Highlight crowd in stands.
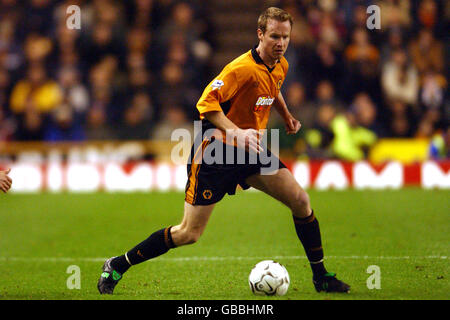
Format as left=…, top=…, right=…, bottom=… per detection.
left=0, top=0, right=215, bottom=142
left=269, top=0, right=448, bottom=160
left=0, top=0, right=448, bottom=160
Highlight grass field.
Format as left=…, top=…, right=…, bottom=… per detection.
left=0, top=189, right=448, bottom=300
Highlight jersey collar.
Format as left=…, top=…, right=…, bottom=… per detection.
left=251, top=45, right=280, bottom=73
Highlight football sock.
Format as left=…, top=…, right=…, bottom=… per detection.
left=111, top=226, right=176, bottom=274
left=292, top=210, right=328, bottom=280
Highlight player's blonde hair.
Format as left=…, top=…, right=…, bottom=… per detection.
left=257, top=7, right=293, bottom=34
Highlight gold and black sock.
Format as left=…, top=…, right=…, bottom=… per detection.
left=293, top=211, right=328, bottom=280
left=111, top=226, right=176, bottom=274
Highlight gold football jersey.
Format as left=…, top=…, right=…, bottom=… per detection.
left=196, top=47, right=289, bottom=132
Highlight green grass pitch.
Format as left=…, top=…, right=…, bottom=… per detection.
left=0, top=189, right=448, bottom=300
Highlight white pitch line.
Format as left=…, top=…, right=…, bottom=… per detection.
left=0, top=255, right=447, bottom=263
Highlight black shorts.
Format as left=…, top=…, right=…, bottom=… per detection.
left=184, top=138, right=287, bottom=205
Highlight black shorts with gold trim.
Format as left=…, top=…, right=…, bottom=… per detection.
left=184, top=138, right=287, bottom=205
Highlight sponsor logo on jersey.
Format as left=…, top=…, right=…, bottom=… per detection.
left=254, top=96, right=275, bottom=112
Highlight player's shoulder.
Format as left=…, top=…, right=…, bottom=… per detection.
left=279, top=55, right=289, bottom=73
left=221, top=50, right=255, bottom=77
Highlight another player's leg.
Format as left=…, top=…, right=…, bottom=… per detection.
left=245, top=168, right=350, bottom=293
left=98, top=202, right=214, bottom=294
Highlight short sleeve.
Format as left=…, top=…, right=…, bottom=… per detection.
left=196, top=67, right=239, bottom=118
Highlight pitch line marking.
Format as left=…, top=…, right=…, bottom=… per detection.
left=0, top=255, right=447, bottom=263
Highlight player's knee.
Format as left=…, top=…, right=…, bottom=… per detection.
left=177, top=227, right=202, bottom=245
left=185, top=230, right=202, bottom=245
left=290, top=189, right=311, bottom=215
left=292, top=189, right=309, bottom=206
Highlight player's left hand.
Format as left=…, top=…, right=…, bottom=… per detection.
left=285, top=116, right=301, bottom=135
left=0, top=168, right=12, bottom=193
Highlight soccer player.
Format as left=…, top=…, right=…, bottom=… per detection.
left=0, top=169, right=12, bottom=193
left=98, top=7, right=350, bottom=294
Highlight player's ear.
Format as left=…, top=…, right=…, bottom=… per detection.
left=257, top=28, right=264, bottom=41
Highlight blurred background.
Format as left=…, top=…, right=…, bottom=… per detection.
left=0, top=0, right=448, bottom=191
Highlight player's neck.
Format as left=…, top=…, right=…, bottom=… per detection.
left=255, top=45, right=277, bottom=69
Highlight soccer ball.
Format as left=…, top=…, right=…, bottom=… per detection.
left=248, top=260, right=290, bottom=296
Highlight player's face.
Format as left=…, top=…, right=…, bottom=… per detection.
left=258, top=19, right=291, bottom=61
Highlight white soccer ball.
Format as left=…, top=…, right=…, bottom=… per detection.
left=248, top=260, right=290, bottom=296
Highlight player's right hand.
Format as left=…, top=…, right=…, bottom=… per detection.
left=234, top=128, right=263, bottom=154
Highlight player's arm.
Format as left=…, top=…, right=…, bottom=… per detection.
left=0, top=169, right=12, bottom=193
left=274, top=91, right=301, bottom=135
left=204, top=111, right=262, bottom=153
left=197, top=68, right=262, bottom=153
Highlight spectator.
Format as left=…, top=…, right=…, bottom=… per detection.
left=44, top=103, right=85, bottom=141
left=314, top=80, right=344, bottom=110
left=125, top=0, right=159, bottom=29
left=80, top=21, right=124, bottom=69
left=117, top=91, right=154, bottom=140
left=15, top=107, right=46, bottom=140
left=151, top=105, right=193, bottom=140
left=380, top=27, right=405, bottom=65
left=0, top=66, right=15, bottom=141
left=409, top=28, right=444, bottom=75
left=285, top=82, right=312, bottom=127
left=87, top=56, right=123, bottom=124
left=415, top=0, right=440, bottom=32
left=158, top=2, right=198, bottom=48
left=84, top=105, right=116, bottom=140
left=23, top=33, right=53, bottom=66
left=157, top=60, right=199, bottom=120
left=0, top=104, right=15, bottom=141
left=305, top=103, right=336, bottom=159
left=329, top=108, right=377, bottom=161
left=125, top=26, right=154, bottom=93
left=0, top=67, right=11, bottom=108
left=309, top=40, right=344, bottom=93
left=307, top=93, right=379, bottom=161
left=350, top=92, right=384, bottom=136
left=0, top=16, right=23, bottom=74
left=343, top=28, right=380, bottom=100
left=415, top=68, right=446, bottom=138
left=44, top=66, right=89, bottom=141
left=377, top=0, right=411, bottom=30
left=281, top=4, right=315, bottom=88
left=269, top=81, right=311, bottom=156
left=429, top=127, right=449, bottom=159
left=50, top=23, right=81, bottom=72
left=386, top=100, right=415, bottom=137
left=9, top=63, right=62, bottom=114
left=419, top=69, right=446, bottom=112
left=381, top=48, right=419, bottom=106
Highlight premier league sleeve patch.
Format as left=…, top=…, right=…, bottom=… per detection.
left=211, top=79, right=224, bottom=91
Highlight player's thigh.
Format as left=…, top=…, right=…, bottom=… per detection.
left=245, top=168, right=311, bottom=215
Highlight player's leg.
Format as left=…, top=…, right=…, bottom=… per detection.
left=245, top=168, right=350, bottom=293
left=170, top=201, right=215, bottom=246
left=245, top=168, right=312, bottom=218
left=115, top=201, right=214, bottom=270
left=245, top=169, right=323, bottom=271
left=98, top=202, right=215, bottom=294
